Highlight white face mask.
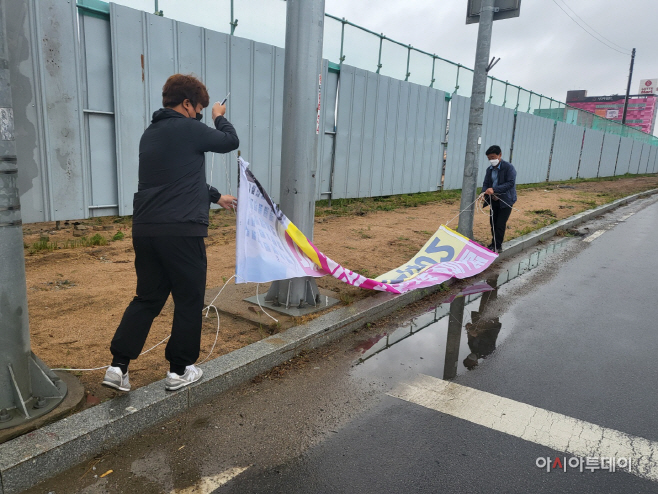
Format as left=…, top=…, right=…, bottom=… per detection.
left=489, top=159, right=500, bottom=167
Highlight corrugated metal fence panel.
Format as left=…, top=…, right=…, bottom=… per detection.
left=644, top=144, right=655, bottom=173
left=110, top=4, right=148, bottom=215
left=478, top=103, right=514, bottom=180
left=651, top=146, right=658, bottom=173
left=316, top=62, right=337, bottom=200
left=548, top=121, right=583, bottom=181
left=577, top=128, right=605, bottom=178
left=628, top=140, right=642, bottom=174
left=427, top=89, right=449, bottom=193
left=9, top=0, right=87, bottom=222
left=333, top=65, right=447, bottom=199
left=443, top=95, right=470, bottom=190
left=615, top=136, right=634, bottom=175
left=637, top=142, right=652, bottom=174
left=203, top=28, right=232, bottom=201
left=511, top=112, right=553, bottom=185
left=597, top=133, right=621, bottom=178
left=80, top=14, right=118, bottom=217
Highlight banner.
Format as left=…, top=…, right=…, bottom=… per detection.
left=236, top=158, right=497, bottom=294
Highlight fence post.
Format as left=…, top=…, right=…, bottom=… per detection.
left=405, top=44, right=411, bottom=81
left=430, top=55, right=436, bottom=88
left=376, top=34, right=383, bottom=73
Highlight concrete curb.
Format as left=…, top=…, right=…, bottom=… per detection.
left=1, top=187, right=656, bottom=493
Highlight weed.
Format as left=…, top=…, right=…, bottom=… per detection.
left=339, top=292, right=355, bottom=305
left=112, top=231, right=125, bottom=241
left=355, top=268, right=373, bottom=279
left=530, top=209, right=556, bottom=217
left=354, top=228, right=372, bottom=239
left=88, top=234, right=108, bottom=246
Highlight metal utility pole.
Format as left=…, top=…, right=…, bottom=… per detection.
left=457, top=0, right=496, bottom=239
left=622, top=48, right=636, bottom=125
left=0, top=0, right=66, bottom=429
left=265, top=0, right=325, bottom=310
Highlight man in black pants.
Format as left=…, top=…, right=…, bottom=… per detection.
left=103, top=74, right=239, bottom=392
left=480, top=145, right=517, bottom=253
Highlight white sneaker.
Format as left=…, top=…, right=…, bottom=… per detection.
left=102, top=366, right=131, bottom=392
left=165, top=364, right=203, bottom=391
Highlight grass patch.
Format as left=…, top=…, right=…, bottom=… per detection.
left=26, top=233, right=117, bottom=254
left=315, top=189, right=462, bottom=218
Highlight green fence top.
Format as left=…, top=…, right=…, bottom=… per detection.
left=77, top=0, right=110, bottom=19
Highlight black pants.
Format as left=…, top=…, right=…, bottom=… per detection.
left=489, top=201, right=512, bottom=249
left=110, top=236, right=207, bottom=371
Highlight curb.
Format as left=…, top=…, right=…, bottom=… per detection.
left=1, top=187, right=656, bottom=493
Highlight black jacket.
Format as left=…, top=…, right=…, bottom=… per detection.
left=132, top=109, right=239, bottom=236
left=481, top=160, right=517, bottom=209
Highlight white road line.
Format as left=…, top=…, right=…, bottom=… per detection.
left=583, top=229, right=607, bottom=243
left=388, top=374, right=658, bottom=483
left=171, top=466, right=249, bottom=494
left=618, top=212, right=635, bottom=222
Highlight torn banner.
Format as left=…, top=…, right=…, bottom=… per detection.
left=236, top=158, right=497, bottom=294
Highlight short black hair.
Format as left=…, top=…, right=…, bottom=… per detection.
left=485, top=145, right=501, bottom=155
left=162, top=74, right=210, bottom=109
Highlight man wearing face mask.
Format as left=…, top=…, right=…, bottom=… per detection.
left=102, top=74, right=239, bottom=393
left=480, top=145, right=517, bottom=253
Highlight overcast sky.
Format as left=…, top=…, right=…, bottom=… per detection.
left=112, top=0, right=657, bottom=135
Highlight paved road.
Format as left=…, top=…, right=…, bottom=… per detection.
left=28, top=197, right=658, bottom=494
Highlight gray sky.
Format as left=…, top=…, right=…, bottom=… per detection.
left=112, top=0, right=657, bottom=135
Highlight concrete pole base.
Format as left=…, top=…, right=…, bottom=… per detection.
left=0, top=353, right=67, bottom=430
left=264, top=276, right=323, bottom=311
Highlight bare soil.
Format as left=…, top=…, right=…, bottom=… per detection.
left=21, top=175, right=658, bottom=403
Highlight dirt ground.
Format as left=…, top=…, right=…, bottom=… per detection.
left=20, top=175, right=658, bottom=403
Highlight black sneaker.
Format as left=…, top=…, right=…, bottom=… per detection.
left=487, top=243, right=495, bottom=251
left=496, top=246, right=504, bottom=253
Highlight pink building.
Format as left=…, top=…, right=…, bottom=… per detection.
left=565, top=90, right=657, bottom=135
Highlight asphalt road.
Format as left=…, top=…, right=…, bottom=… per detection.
left=28, top=196, right=658, bottom=494
left=217, top=198, right=658, bottom=494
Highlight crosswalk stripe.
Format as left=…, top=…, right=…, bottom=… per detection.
left=171, top=466, right=249, bottom=493
left=583, top=229, right=607, bottom=243
left=388, top=374, right=658, bottom=483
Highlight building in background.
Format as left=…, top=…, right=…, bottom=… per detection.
left=564, top=86, right=657, bottom=135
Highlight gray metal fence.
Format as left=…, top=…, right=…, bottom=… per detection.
left=7, top=1, right=658, bottom=224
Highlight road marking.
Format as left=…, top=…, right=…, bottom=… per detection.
left=171, top=466, right=249, bottom=493
left=388, top=374, right=658, bottom=482
left=583, top=229, right=606, bottom=243
left=618, top=212, right=635, bottom=222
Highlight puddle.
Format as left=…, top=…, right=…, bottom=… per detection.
left=352, top=240, right=567, bottom=384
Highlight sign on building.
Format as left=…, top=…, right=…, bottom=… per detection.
left=639, top=79, right=657, bottom=95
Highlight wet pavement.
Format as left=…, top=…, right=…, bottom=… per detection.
left=24, top=196, right=658, bottom=494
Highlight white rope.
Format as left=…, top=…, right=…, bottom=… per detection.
left=256, top=283, right=279, bottom=323
left=51, top=334, right=172, bottom=372
left=198, top=304, right=220, bottom=364
left=444, top=196, right=482, bottom=227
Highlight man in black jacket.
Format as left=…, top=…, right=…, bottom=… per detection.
left=480, top=145, right=517, bottom=253
left=103, top=74, right=239, bottom=392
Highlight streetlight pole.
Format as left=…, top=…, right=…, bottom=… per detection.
left=265, top=0, right=325, bottom=310
left=457, top=0, right=496, bottom=239
left=622, top=48, right=636, bottom=125
left=0, top=0, right=66, bottom=430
